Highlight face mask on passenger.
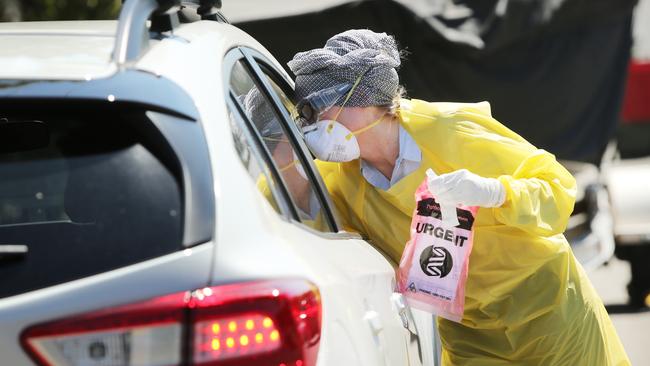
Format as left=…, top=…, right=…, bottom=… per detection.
left=264, top=136, right=308, bottom=179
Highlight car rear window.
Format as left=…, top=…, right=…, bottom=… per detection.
left=0, top=103, right=183, bottom=299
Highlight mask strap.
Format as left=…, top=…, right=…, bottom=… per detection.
left=264, top=136, right=296, bottom=171
left=279, top=159, right=298, bottom=172
left=345, top=113, right=386, bottom=141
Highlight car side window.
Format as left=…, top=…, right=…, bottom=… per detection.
left=228, top=59, right=333, bottom=232
left=259, top=69, right=299, bottom=122
left=256, top=64, right=352, bottom=231
left=226, top=105, right=283, bottom=215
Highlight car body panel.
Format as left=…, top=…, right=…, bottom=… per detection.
left=605, top=157, right=650, bottom=244
left=0, top=21, right=118, bottom=80
left=0, top=242, right=213, bottom=365
left=561, top=160, right=616, bottom=271
left=0, top=71, right=199, bottom=121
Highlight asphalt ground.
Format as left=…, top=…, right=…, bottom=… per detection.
left=587, top=257, right=649, bottom=365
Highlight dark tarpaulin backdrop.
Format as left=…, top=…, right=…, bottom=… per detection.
left=236, top=0, right=637, bottom=164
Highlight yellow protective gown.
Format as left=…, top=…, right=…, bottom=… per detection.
left=316, top=99, right=630, bottom=365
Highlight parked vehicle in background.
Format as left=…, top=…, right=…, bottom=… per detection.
left=605, top=0, right=650, bottom=307
left=0, top=1, right=437, bottom=365
left=560, top=161, right=615, bottom=272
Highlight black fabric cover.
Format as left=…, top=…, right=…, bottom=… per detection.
left=236, top=0, right=636, bottom=163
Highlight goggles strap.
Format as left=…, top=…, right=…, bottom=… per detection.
left=333, top=70, right=367, bottom=121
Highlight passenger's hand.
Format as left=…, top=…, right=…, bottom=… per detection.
left=426, top=168, right=506, bottom=208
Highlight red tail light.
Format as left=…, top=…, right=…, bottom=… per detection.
left=20, top=279, right=321, bottom=366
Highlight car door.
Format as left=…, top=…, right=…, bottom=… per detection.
left=223, top=46, right=426, bottom=366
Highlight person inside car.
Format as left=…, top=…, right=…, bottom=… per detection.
left=239, top=87, right=323, bottom=225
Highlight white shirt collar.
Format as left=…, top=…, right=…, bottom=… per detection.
left=361, top=125, right=421, bottom=190
left=399, top=125, right=422, bottom=163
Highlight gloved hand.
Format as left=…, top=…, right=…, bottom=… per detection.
left=426, top=168, right=506, bottom=208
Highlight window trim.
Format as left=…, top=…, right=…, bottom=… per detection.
left=222, top=47, right=364, bottom=239
left=222, top=49, right=299, bottom=221
left=240, top=47, right=343, bottom=232
left=225, top=92, right=296, bottom=220
left=235, top=51, right=327, bottom=228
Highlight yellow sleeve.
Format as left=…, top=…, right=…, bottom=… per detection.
left=495, top=150, right=577, bottom=236
left=440, top=107, right=577, bottom=237
left=255, top=174, right=281, bottom=213
left=257, top=173, right=329, bottom=231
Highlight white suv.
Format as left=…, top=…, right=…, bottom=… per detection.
left=0, top=1, right=437, bottom=365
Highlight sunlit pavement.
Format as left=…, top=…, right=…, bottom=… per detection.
left=588, top=257, right=650, bottom=365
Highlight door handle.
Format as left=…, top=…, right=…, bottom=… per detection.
left=391, top=292, right=418, bottom=335
left=364, top=310, right=383, bottom=334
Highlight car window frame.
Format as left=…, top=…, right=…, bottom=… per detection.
left=225, top=95, right=294, bottom=216
left=224, top=47, right=363, bottom=239
left=223, top=49, right=300, bottom=222
left=239, top=48, right=339, bottom=232
left=240, top=48, right=347, bottom=230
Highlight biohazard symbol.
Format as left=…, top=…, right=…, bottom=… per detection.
left=419, top=246, right=453, bottom=278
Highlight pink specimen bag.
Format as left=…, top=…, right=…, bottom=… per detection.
left=397, top=176, right=478, bottom=322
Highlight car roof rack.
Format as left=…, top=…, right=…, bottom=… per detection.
left=114, top=0, right=227, bottom=67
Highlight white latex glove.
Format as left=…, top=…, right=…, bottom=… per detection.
left=426, top=168, right=506, bottom=208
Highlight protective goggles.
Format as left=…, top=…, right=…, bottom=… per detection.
left=295, top=71, right=366, bottom=126
left=295, top=83, right=352, bottom=126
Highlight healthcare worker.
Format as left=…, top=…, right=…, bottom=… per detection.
left=288, top=29, right=630, bottom=365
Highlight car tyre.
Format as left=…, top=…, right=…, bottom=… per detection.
left=616, top=244, right=650, bottom=308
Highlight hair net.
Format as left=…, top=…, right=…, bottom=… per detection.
left=288, top=29, right=401, bottom=108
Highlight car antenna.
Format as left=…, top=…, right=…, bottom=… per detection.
left=196, top=0, right=226, bottom=22
left=114, top=0, right=228, bottom=67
